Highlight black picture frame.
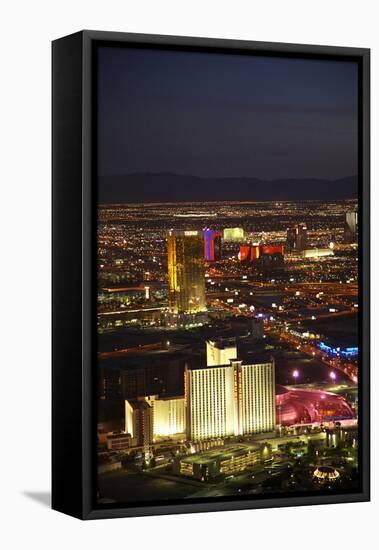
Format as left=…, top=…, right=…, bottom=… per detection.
left=52, top=30, right=370, bottom=520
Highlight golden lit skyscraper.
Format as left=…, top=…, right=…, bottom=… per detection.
left=167, top=230, right=206, bottom=314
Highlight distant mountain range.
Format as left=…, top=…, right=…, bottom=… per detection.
left=98, top=173, right=358, bottom=204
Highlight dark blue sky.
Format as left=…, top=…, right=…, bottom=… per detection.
left=97, top=46, right=358, bottom=181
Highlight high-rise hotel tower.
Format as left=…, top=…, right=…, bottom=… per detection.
left=235, top=360, right=276, bottom=435
left=286, top=224, right=308, bottom=252
left=344, top=211, right=358, bottom=243
left=185, top=363, right=237, bottom=440
left=203, top=229, right=222, bottom=262
left=185, top=341, right=276, bottom=441
left=166, top=230, right=207, bottom=326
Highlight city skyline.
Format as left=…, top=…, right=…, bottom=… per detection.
left=97, top=197, right=359, bottom=504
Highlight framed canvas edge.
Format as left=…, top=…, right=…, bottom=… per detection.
left=75, top=30, right=370, bottom=520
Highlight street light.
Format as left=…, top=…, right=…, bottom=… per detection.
left=293, top=369, right=300, bottom=384
left=329, top=371, right=336, bottom=382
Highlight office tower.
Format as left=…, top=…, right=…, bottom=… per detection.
left=223, top=227, right=244, bottom=242
left=98, top=366, right=121, bottom=400
left=203, top=229, right=222, bottom=261
left=125, top=398, right=153, bottom=450
left=185, top=342, right=276, bottom=441
left=122, top=359, right=184, bottom=400
left=206, top=339, right=237, bottom=366
left=296, top=224, right=307, bottom=251
left=148, top=395, right=186, bottom=440
left=257, top=250, right=284, bottom=273
left=286, top=224, right=307, bottom=252
left=286, top=226, right=296, bottom=251
left=167, top=230, right=206, bottom=314
left=250, top=317, right=264, bottom=339
left=97, top=367, right=123, bottom=433
left=344, top=211, right=358, bottom=243
left=235, top=360, right=276, bottom=434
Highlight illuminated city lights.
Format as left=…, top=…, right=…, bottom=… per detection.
left=97, top=198, right=359, bottom=502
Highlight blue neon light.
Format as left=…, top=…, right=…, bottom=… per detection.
left=318, top=342, right=358, bottom=357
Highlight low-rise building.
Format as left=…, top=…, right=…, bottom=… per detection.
left=173, top=443, right=271, bottom=480
left=106, top=432, right=134, bottom=451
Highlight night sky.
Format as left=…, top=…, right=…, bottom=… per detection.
left=97, top=46, right=358, bottom=201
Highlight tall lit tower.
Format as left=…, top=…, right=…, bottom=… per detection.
left=344, top=211, right=358, bottom=243
left=235, top=360, right=276, bottom=435
left=185, top=364, right=237, bottom=441
left=203, top=229, right=222, bottom=261
left=286, top=224, right=307, bottom=252
left=167, top=230, right=206, bottom=314
left=185, top=342, right=276, bottom=441
left=125, top=398, right=154, bottom=457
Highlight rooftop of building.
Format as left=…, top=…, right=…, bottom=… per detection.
left=180, top=444, right=262, bottom=465
left=187, top=352, right=274, bottom=371
left=107, top=432, right=132, bottom=440
left=168, top=229, right=202, bottom=237
left=125, top=398, right=152, bottom=410
left=149, top=394, right=185, bottom=402
left=207, top=337, right=237, bottom=350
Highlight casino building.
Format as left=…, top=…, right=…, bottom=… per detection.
left=238, top=244, right=284, bottom=273
left=203, top=228, right=222, bottom=261
left=223, top=227, right=244, bottom=242
left=185, top=340, right=276, bottom=441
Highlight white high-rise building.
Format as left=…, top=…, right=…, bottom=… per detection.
left=185, top=364, right=237, bottom=441
left=344, top=211, right=358, bottom=243
left=236, top=361, right=276, bottom=434
left=185, top=341, right=276, bottom=441
left=148, top=395, right=185, bottom=440
left=206, top=339, right=237, bottom=366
